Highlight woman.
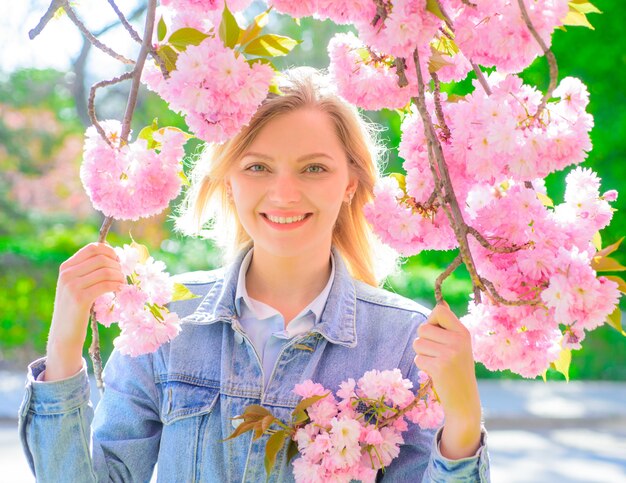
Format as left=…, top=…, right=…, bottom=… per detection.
left=19, top=67, right=490, bottom=482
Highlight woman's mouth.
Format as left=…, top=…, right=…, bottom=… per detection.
left=260, top=212, right=313, bottom=230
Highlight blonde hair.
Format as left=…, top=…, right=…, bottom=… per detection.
left=173, top=66, right=401, bottom=286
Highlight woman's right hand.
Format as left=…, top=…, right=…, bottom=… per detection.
left=44, top=242, right=125, bottom=381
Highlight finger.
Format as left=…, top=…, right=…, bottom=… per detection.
left=425, top=302, right=464, bottom=332
left=61, top=243, right=119, bottom=270
left=413, top=337, right=448, bottom=358
left=413, top=353, right=436, bottom=373
left=63, top=256, right=123, bottom=281
left=417, top=323, right=456, bottom=344
left=74, top=266, right=126, bottom=291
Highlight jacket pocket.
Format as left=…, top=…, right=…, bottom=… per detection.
left=158, top=378, right=220, bottom=425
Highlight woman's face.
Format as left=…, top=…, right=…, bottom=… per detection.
left=225, top=108, right=358, bottom=258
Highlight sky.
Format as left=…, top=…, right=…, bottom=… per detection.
left=1, top=0, right=146, bottom=75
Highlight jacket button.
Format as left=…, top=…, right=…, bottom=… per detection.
left=234, top=332, right=244, bottom=345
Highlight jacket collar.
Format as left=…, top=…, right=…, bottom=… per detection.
left=182, top=242, right=357, bottom=348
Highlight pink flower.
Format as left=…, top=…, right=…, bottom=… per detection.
left=80, top=121, right=186, bottom=221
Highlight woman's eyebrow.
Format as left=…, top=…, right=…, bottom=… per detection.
left=241, top=151, right=334, bottom=162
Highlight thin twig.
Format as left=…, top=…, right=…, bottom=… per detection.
left=120, top=0, right=158, bottom=143
left=107, top=0, right=142, bottom=43
left=62, top=1, right=135, bottom=64
left=29, top=0, right=64, bottom=39
left=517, top=0, right=558, bottom=118
left=467, top=226, right=532, bottom=254
left=379, top=378, right=434, bottom=428
left=410, top=48, right=486, bottom=299
left=471, top=61, right=492, bottom=96
left=479, top=276, right=541, bottom=306
left=433, top=0, right=492, bottom=98
left=435, top=253, right=463, bottom=303
left=88, top=72, right=135, bottom=148
left=88, top=0, right=159, bottom=392
left=431, top=72, right=451, bottom=142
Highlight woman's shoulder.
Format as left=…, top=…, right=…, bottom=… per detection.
left=170, top=267, right=226, bottom=286
left=352, top=279, right=431, bottom=318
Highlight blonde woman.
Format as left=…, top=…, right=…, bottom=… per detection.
left=19, top=67, right=490, bottom=482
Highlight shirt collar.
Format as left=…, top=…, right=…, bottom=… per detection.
left=183, top=242, right=357, bottom=348
left=234, top=247, right=335, bottom=325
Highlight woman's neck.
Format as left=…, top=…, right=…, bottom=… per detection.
left=244, top=244, right=333, bottom=312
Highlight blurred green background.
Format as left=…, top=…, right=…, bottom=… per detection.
left=0, top=1, right=624, bottom=380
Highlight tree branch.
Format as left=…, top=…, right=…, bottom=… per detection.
left=88, top=72, right=135, bottom=148
left=431, top=72, right=451, bottom=142
left=435, top=253, right=463, bottom=303
left=107, top=0, right=143, bottom=44
left=517, top=0, right=558, bottom=118
left=88, top=0, right=158, bottom=392
left=29, top=0, right=64, bottom=40
left=467, top=226, right=532, bottom=254
left=62, top=0, right=135, bottom=64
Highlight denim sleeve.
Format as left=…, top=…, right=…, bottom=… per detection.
left=379, top=312, right=491, bottom=482
left=18, top=349, right=162, bottom=483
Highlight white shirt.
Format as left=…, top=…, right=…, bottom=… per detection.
left=234, top=247, right=335, bottom=390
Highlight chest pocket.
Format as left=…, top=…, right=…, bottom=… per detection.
left=158, top=378, right=221, bottom=425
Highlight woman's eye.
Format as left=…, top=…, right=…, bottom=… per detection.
left=306, top=165, right=326, bottom=174
left=247, top=164, right=266, bottom=172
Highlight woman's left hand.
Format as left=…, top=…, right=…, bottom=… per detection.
left=412, top=301, right=481, bottom=422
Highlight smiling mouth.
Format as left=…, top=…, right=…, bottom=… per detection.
left=261, top=213, right=313, bottom=224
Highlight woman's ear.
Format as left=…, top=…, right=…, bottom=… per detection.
left=345, top=178, right=358, bottom=201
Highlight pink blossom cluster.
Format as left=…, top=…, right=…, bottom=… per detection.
left=327, top=32, right=419, bottom=111
left=290, top=368, right=443, bottom=482
left=267, top=0, right=375, bottom=25
left=94, top=244, right=182, bottom=357
left=458, top=171, right=619, bottom=377
left=142, top=35, right=274, bottom=143
left=449, top=0, right=570, bottom=73
left=159, top=0, right=252, bottom=32
left=365, top=73, right=593, bottom=255
left=80, top=120, right=186, bottom=221
left=366, top=141, right=619, bottom=378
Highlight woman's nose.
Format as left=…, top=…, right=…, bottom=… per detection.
left=268, top=172, right=302, bottom=204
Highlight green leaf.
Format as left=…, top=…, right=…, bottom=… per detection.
left=286, top=439, right=299, bottom=463
left=157, top=45, right=179, bottom=72
left=563, top=10, right=595, bottom=30
left=219, top=3, right=241, bottom=48
left=171, top=282, right=200, bottom=302
left=147, top=303, right=165, bottom=322
left=157, top=16, right=167, bottom=42
left=138, top=125, right=158, bottom=150
left=536, top=192, right=554, bottom=208
left=606, top=305, right=626, bottom=336
left=130, top=239, right=150, bottom=264
left=221, top=419, right=256, bottom=442
left=179, top=170, right=190, bottom=187
left=591, top=256, right=626, bottom=272
left=591, top=231, right=602, bottom=251
left=389, top=173, right=407, bottom=194
left=426, top=0, right=446, bottom=21
left=243, top=34, right=301, bottom=57
left=169, top=28, right=209, bottom=51
left=264, top=430, right=287, bottom=477
left=569, top=0, right=602, bottom=14
left=239, top=8, right=270, bottom=46
left=595, top=237, right=624, bottom=259
left=553, top=347, right=571, bottom=382
left=291, top=393, right=329, bottom=420
left=241, top=404, right=273, bottom=422
left=246, top=57, right=275, bottom=69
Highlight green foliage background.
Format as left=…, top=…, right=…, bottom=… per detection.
left=0, top=1, right=623, bottom=380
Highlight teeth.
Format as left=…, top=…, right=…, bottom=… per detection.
left=266, top=214, right=308, bottom=224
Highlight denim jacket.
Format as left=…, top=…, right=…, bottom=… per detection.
left=18, top=244, right=490, bottom=482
